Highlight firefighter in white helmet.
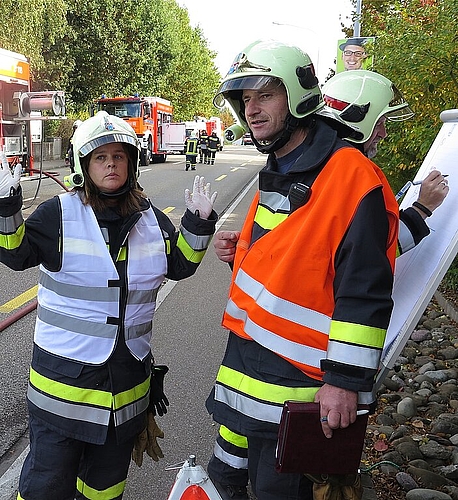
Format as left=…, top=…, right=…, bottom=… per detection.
left=0, top=110, right=218, bottom=500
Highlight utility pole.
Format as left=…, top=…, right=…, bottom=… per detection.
left=354, top=0, right=363, bottom=36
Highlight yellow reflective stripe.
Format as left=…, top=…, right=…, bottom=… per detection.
left=116, top=245, right=127, bottom=262
left=329, top=320, right=386, bottom=349
left=220, top=425, right=248, bottom=448
left=30, top=367, right=112, bottom=408
left=77, top=476, right=126, bottom=499
left=0, top=222, right=25, bottom=249
left=113, top=376, right=149, bottom=410
left=217, top=365, right=318, bottom=404
left=165, top=238, right=171, bottom=255
left=254, top=205, right=287, bottom=230
left=176, top=232, right=205, bottom=264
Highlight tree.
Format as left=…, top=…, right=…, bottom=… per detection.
left=349, top=0, right=458, bottom=190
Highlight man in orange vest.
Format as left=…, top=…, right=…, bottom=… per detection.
left=206, top=67, right=448, bottom=500
left=205, top=39, right=402, bottom=500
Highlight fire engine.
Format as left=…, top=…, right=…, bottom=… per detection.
left=93, top=94, right=185, bottom=166
left=0, top=47, right=66, bottom=173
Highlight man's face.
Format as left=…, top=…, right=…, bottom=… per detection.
left=242, top=83, right=288, bottom=143
left=342, top=44, right=367, bottom=71
left=363, top=116, right=387, bottom=159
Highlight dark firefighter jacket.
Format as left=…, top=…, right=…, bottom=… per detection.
left=207, top=118, right=399, bottom=440
left=0, top=190, right=217, bottom=445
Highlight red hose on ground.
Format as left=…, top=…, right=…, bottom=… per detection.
left=0, top=299, right=37, bottom=332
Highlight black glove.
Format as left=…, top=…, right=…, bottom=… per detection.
left=149, top=364, right=169, bottom=416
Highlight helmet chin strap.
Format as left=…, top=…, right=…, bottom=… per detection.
left=97, top=180, right=134, bottom=199
left=252, top=114, right=300, bottom=154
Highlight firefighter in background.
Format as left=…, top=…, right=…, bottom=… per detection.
left=0, top=111, right=218, bottom=500
left=65, top=119, right=82, bottom=173
left=198, top=129, right=209, bottom=164
left=185, top=133, right=199, bottom=171
left=207, top=131, right=221, bottom=165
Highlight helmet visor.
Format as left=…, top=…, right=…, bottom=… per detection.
left=78, top=133, right=138, bottom=158
left=214, top=76, right=282, bottom=108
left=386, top=85, right=415, bottom=121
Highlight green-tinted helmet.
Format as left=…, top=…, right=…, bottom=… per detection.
left=214, top=39, right=323, bottom=130
left=317, top=70, right=414, bottom=143
left=64, top=111, right=140, bottom=188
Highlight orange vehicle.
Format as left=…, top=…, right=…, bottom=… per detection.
left=93, top=94, right=185, bottom=165
left=0, top=47, right=65, bottom=173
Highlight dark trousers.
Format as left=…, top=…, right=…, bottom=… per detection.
left=186, top=154, right=197, bottom=170
left=247, top=436, right=313, bottom=500
left=18, top=413, right=135, bottom=500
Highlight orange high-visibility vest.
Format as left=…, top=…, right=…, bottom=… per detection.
left=222, top=147, right=399, bottom=380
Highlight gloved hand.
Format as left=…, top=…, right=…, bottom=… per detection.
left=305, top=473, right=363, bottom=500
left=131, top=412, right=164, bottom=467
left=149, top=364, right=169, bottom=416
left=0, top=152, right=21, bottom=198
left=184, top=175, right=217, bottom=219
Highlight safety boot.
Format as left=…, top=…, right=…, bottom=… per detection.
left=211, top=479, right=249, bottom=500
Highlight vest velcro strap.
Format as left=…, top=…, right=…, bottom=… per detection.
left=106, top=316, right=121, bottom=325
left=108, top=279, right=122, bottom=287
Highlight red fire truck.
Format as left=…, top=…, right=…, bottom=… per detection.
left=93, top=94, right=185, bottom=165
left=0, top=47, right=66, bottom=173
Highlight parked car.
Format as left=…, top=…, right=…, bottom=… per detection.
left=242, top=133, right=253, bottom=145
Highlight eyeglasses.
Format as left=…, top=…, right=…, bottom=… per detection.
left=343, top=50, right=366, bottom=58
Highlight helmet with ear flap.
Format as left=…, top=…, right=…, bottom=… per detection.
left=317, top=70, right=414, bottom=143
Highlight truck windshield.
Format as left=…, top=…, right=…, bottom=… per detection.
left=97, top=102, right=141, bottom=118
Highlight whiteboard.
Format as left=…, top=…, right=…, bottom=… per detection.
left=375, top=109, right=458, bottom=389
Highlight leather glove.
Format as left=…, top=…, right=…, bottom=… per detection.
left=131, top=412, right=164, bottom=467
left=305, top=473, right=363, bottom=500
left=0, top=152, right=21, bottom=198
left=149, top=364, right=169, bottom=416
left=184, top=175, right=217, bottom=219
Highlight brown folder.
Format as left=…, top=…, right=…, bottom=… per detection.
left=275, top=401, right=369, bottom=474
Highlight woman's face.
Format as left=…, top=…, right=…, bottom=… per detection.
left=87, top=142, right=129, bottom=193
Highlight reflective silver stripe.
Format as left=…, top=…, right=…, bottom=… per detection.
left=214, top=442, right=248, bottom=469
left=326, top=339, right=381, bottom=370
left=226, top=298, right=324, bottom=368
left=180, top=225, right=213, bottom=250
left=235, top=269, right=331, bottom=333
left=0, top=211, right=24, bottom=233
left=39, top=271, right=120, bottom=302
left=127, top=287, right=159, bottom=304
left=358, top=390, right=376, bottom=405
left=215, top=383, right=283, bottom=424
left=37, top=304, right=118, bottom=339
left=398, top=219, right=416, bottom=254
left=114, top=394, right=149, bottom=427
left=259, top=190, right=290, bottom=212
left=27, top=384, right=111, bottom=425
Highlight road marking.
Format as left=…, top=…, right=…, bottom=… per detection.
left=0, top=285, right=38, bottom=313
left=163, top=206, right=175, bottom=213
left=215, top=175, right=227, bottom=181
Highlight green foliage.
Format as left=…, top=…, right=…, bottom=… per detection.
left=0, top=0, right=221, bottom=119
left=350, top=0, right=458, bottom=192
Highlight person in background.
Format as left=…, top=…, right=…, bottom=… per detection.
left=340, top=37, right=369, bottom=71
left=198, top=129, right=209, bottom=164
left=65, top=119, right=83, bottom=173
left=184, top=132, right=199, bottom=171
left=207, top=68, right=448, bottom=500
left=207, top=131, right=221, bottom=165
left=205, top=39, right=399, bottom=500
left=0, top=111, right=217, bottom=500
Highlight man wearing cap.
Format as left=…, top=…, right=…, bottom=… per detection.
left=340, top=37, right=369, bottom=71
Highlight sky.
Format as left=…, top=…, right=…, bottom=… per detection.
left=177, top=0, right=355, bottom=84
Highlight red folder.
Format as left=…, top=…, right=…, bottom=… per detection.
left=275, top=401, right=369, bottom=474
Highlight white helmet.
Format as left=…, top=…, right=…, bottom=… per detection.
left=64, top=111, right=140, bottom=188
left=73, top=119, right=83, bottom=129
left=318, top=70, right=414, bottom=143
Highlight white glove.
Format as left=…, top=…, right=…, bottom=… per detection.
left=184, top=175, right=217, bottom=219
left=0, top=152, right=21, bottom=197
